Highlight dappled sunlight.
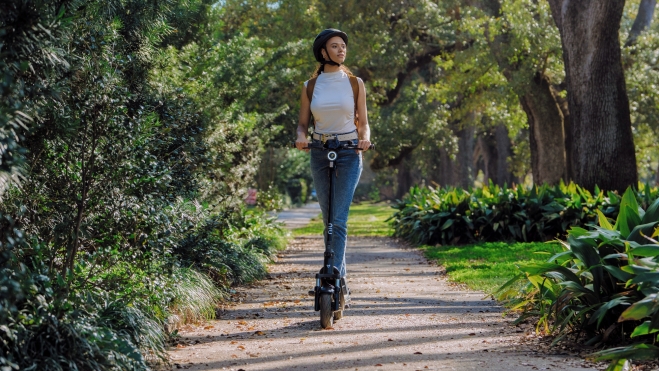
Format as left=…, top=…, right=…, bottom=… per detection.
left=169, top=237, right=596, bottom=370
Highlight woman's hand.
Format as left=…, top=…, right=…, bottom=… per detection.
left=356, top=139, right=371, bottom=154
left=296, top=135, right=310, bottom=152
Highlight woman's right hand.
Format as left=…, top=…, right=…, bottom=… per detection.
left=295, top=136, right=309, bottom=152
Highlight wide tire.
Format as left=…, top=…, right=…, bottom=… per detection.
left=319, top=293, right=334, bottom=328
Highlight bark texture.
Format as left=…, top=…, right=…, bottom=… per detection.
left=547, top=0, right=638, bottom=192
left=518, top=73, right=567, bottom=185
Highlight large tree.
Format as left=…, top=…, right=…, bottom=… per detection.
left=546, top=0, right=638, bottom=191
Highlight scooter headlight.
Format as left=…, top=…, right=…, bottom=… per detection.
left=327, top=151, right=337, bottom=161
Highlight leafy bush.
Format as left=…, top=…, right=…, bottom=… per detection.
left=500, top=188, right=659, bottom=369
left=391, top=182, right=659, bottom=245
left=169, top=268, right=223, bottom=326
left=0, top=1, right=290, bottom=368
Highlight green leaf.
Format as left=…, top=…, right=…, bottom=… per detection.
left=592, top=343, right=659, bottom=361
left=517, top=262, right=581, bottom=283
left=630, top=244, right=659, bottom=257
left=589, top=297, right=629, bottom=328
left=440, top=218, right=454, bottom=230
left=630, top=321, right=659, bottom=338
left=642, top=197, right=659, bottom=224
left=619, top=294, right=659, bottom=322
left=602, top=265, right=632, bottom=282
left=627, top=222, right=659, bottom=245
left=597, top=209, right=614, bottom=230
left=605, top=359, right=630, bottom=371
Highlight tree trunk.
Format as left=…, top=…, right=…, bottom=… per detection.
left=547, top=0, right=638, bottom=192
left=518, top=73, right=567, bottom=185
left=438, top=148, right=454, bottom=186
left=493, top=125, right=514, bottom=186
left=452, top=126, right=476, bottom=188
left=396, top=158, right=413, bottom=199
left=480, top=0, right=568, bottom=187
left=626, top=0, right=657, bottom=46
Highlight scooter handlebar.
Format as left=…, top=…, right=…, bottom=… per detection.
left=289, top=141, right=375, bottom=150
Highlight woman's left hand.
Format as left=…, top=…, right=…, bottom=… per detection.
left=356, top=139, right=371, bottom=154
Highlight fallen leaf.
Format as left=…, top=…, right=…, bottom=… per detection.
left=230, top=341, right=237, bottom=344
left=249, top=354, right=258, bottom=358
left=238, top=321, right=248, bottom=325
left=231, top=354, right=238, bottom=358
left=468, top=333, right=476, bottom=336
left=176, top=344, right=185, bottom=348
left=414, top=352, right=422, bottom=355
left=203, top=325, right=214, bottom=330
left=375, top=364, right=383, bottom=366
left=388, top=339, right=393, bottom=341
left=294, top=300, right=301, bottom=304
left=255, top=331, right=266, bottom=336
left=237, top=345, right=245, bottom=350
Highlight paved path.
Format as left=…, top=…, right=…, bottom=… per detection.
left=168, top=237, right=600, bottom=371
left=273, top=203, right=321, bottom=230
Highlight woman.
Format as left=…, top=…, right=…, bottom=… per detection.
left=295, top=28, right=372, bottom=288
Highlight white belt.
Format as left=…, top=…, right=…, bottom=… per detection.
left=312, top=131, right=358, bottom=143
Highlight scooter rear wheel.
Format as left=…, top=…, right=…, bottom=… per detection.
left=319, top=293, right=334, bottom=328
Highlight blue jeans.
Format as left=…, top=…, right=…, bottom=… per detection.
left=310, top=139, right=362, bottom=278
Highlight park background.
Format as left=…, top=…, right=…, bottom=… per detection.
left=2, top=0, right=659, bottom=370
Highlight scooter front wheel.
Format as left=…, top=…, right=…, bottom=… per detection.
left=319, top=293, right=334, bottom=328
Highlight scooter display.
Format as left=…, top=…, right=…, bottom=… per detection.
left=291, top=140, right=374, bottom=328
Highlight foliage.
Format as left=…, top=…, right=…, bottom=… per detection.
left=501, top=188, right=659, bottom=367
left=391, top=182, right=659, bottom=246
left=0, top=1, right=288, bottom=368
left=169, top=268, right=223, bottom=326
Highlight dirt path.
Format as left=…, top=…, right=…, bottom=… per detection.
left=168, top=237, right=600, bottom=371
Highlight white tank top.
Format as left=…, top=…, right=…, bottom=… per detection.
left=304, top=70, right=360, bottom=134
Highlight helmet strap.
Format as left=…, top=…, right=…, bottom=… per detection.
left=321, top=47, right=341, bottom=69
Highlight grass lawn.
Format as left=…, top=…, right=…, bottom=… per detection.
left=420, top=241, right=564, bottom=296
left=291, top=202, right=395, bottom=237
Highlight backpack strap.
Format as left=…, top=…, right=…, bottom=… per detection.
left=306, top=77, right=318, bottom=103
left=349, top=76, right=360, bottom=129
left=349, top=76, right=359, bottom=111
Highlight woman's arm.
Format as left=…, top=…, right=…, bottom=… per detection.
left=356, top=78, right=371, bottom=152
left=296, top=83, right=311, bottom=151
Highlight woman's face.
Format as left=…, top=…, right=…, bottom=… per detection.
left=322, top=36, right=346, bottom=63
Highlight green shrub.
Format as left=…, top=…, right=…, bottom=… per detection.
left=169, top=268, right=223, bottom=326
left=501, top=188, right=659, bottom=369
left=391, top=182, right=659, bottom=245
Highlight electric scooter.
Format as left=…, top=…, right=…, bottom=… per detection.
left=291, top=140, right=374, bottom=328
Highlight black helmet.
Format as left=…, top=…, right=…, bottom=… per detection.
left=313, top=28, right=348, bottom=65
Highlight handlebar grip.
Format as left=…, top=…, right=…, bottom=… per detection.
left=289, top=142, right=375, bottom=150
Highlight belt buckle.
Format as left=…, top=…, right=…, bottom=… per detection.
left=321, top=133, right=333, bottom=143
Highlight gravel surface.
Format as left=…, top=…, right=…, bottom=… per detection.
left=168, top=237, right=603, bottom=371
